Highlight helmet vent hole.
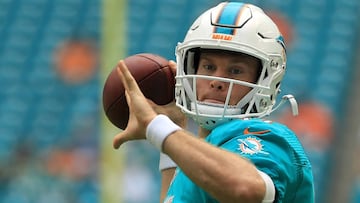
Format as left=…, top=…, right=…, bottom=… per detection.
left=261, top=69, right=269, bottom=81
left=206, top=120, right=216, bottom=125
left=275, top=82, right=280, bottom=89
left=257, top=32, right=267, bottom=39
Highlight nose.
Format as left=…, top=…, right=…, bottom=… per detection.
left=210, top=80, right=226, bottom=90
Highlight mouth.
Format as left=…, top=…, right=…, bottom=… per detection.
left=202, top=99, right=225, bottom=104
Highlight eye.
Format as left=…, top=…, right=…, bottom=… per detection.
left=200, top=64, right=216, bottom=72
left=229, top=67, right=244, bottom=75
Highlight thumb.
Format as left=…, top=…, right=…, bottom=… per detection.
left=169, top=60, right=177, bottom=76
left=113, top=132, right=131, bottom=149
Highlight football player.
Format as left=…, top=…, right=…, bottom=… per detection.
left=114, top=2, right=315, bottom=203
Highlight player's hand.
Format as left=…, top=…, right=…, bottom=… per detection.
left=147, top=60, right=186, bottom=128
left=168, top=60, right=177, bottom=76
left=113, top=60, right=157, bottom=149
left=148, top=100, right=187, bottom=128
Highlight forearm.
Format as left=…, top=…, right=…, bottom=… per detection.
left=162, top=130, right=265, bottom=203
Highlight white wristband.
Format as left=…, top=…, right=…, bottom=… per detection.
left=146, top=114, right=181, bottom=151
left=257, top=170, right=275, bottom=203
left=159, top=152, right=177, bottom=171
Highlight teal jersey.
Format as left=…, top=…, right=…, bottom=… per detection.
left=164, top=119, right=315, bottom=203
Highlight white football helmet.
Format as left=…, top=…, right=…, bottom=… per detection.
left=175, top=2, right=298, bottom=130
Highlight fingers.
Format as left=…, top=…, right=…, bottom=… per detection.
left=113, top=59, right=160, bottom=149
left=116, top=60, right=129, bottom=91
left=116, top=60, right=141, bottom=94
left=169, top=60, right=177, bottom=76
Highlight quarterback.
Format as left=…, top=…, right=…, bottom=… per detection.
left=114, top=2, right=315, bottom=203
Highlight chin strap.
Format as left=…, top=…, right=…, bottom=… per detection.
left=271, top=94, right=299, bottom=116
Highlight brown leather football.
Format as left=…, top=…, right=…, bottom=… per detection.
left=102, top=53, right=175, bottom=129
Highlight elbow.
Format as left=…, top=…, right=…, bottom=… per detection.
left=218, top=177, right=266, bottom=203
left=232, top=184, right=265, bottom=203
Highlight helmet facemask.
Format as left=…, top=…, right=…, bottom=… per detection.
left=176, top=48, right=271, bottom=130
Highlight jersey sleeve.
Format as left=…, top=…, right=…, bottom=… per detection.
left=206, top=120, right=312, bottom=202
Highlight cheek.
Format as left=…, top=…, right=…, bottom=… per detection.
left=195, top=79, right=207, bottom=98
left=229, top=86, right=253, bottom=105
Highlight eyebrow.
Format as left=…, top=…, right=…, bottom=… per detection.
left=200, top=55, right=251, bottom=64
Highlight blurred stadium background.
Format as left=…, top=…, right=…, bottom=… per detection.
left=0, top=0, right=359, bottom=202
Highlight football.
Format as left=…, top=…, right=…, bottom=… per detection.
left=102, top=53, right=175, bottom=129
